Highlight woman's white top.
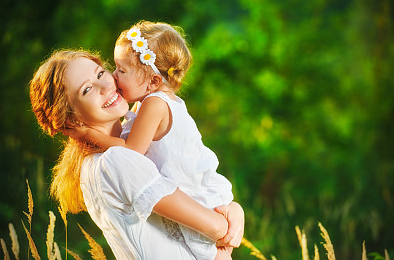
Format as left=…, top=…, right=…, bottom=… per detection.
left=80, top=146, right=197, bottom=260
left=121, top=92, right=234, bottom=259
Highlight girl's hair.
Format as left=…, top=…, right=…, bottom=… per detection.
left=116, top=21, right=192, bottom=92
left=30, top=49, right=104, bottom=214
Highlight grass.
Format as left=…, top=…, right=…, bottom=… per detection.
left=1, top=179, right=391, bottom=260
left=241, top=223, right=391, bottom=260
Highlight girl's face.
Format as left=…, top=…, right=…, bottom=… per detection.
left=65, top=57, right=129, bottom=131
left=113, top=45, right=150, bottom=103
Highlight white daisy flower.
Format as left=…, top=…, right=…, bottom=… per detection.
left=132, top=37, right=149, bottom=53
left=139, top=49, right=156, bottom=65
left=126, top=28, right=141, bottom=41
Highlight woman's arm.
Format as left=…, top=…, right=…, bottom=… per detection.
left=153, top=188, right=228, bottom=241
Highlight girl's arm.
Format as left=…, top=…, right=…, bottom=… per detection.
left=63, top=125, right=126, bottom=148
left=153, top=188, right=228, bottom=241
left=215, top=202, right=245, bottom=247
left=124, top=96, right=168, bottom=154
left=65, top=98, right=165, bottom=153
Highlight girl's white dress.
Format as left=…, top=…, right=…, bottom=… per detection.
left=80, top=146, right=197, bottom=260
left=121, top=91, right=234, bottom=260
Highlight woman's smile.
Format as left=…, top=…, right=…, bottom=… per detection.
left=102, top=92, right=122, bottom=108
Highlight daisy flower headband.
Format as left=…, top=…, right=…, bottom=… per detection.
left=126, top=28, right=170, bottom=86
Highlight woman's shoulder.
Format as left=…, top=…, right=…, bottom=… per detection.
left=83, top=147, right=150, bottom=177
left=82, top=146, right=163, bottom=203
left=103, top=146, right=142, bottom=158
left=97, top=147, right=161, bottom=185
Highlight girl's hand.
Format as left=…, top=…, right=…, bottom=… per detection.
left=63, top=125, right=90, bottom=141
left=214, top=201, right=244, bottom=247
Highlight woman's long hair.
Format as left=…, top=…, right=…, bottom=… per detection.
left=30, top=49, right=105, bottom=214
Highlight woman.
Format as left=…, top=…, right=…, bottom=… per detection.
left=30, top=49, right=244, bottom=259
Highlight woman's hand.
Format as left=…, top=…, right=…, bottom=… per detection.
left=214, top=201, right=244, bottom=247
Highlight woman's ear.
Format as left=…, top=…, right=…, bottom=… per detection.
left=147, top=74, right=163, bottom=92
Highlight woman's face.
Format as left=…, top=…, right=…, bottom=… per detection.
left=64, top=57, right=129, bottom=130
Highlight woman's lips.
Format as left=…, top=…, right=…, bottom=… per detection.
left=102, top=92, right=121, bottom=108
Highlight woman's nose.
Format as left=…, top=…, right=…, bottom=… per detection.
left=98, top=81, right=113, bottom=94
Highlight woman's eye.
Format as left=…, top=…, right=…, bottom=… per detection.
left=83, top=86, right=92, bottom=95
left=98, top=70, right=105, bottom=79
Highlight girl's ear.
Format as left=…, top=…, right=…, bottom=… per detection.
left=147, top=74, right=163, bottom=92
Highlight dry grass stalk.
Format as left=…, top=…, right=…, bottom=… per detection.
left=1, top=238, right=10, bottom=260
left=58, top=206, right=68, bottom=260
left=54, top=242, right=62, bottom=260
left=47, top=211, right=56, bottom=260
left=66, top=249, right=82, bottom=260
left=9, top=223, right=20, bottom=260
left=318, top=222, right=336, bottom=260
left=24, top=179, right=34, bottom=260
left=385, top=249, right=390, bottom=260
left=58, top=206, right=68, bottom=227
left=241, top=237, right=268, bottom=260
left=362, top=241, right=367, bottom=260
left=21, top=220, right=41, bottom=260
left=23, top=179, right=34, bottom=225
left=314, top=244, right=320, bottom=260
left=78, top=224, right=107, bottom=260
left=295, top=226, right=309, bottom=260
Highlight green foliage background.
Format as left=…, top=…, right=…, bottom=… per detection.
left=0, top=0, right=393, bottom=259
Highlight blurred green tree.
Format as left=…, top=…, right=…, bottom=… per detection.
left=0, top=0, right=393, bottom=259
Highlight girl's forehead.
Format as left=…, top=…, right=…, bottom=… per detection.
left=114, top=45, right=134, bottom=66
left=114, top=45, right=128, bottom=58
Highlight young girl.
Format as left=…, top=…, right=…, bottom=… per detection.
left=78, top=21, right=239, bottom=259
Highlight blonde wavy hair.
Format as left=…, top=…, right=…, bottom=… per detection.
left=116, top=21, right=192, bottom=92
left=30, top=49, right=105, bottom=214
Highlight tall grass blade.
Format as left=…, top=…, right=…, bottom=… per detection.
left=47, top=211, right=56, bottom=260
left=21, top=220, right=41, bottom=260
left=1, top=238, right=10, bottom=260
left=58, top=206, right=68, bottom=260
left=361, top=241, right=367, bottom=260
left=23, top=179, right=34, bottom=225
left=314, top=244, right=320, bottom=260
left=385, top=249, right=390, bottom=260
left=24, top=179, right=34, bottom=260
left=318, top=222, right=336, bottom=260
left=78, top=224, right=107, bottom=260
left=54, top=242, right=62, bottom=260
left=295, top=226, right=309, bottom=260
left=66, top=249, right=83, bottom=260
left=9, top=223, right=20, bottom=260
left=241, top=237, right=268, bottom=260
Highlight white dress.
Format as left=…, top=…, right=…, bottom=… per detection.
left=121, top=91, right=234, bottom=260
left=80, top=146, right=197, bottom=260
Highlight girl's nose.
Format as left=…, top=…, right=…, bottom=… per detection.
left=112, top=70, right=118, bottom=80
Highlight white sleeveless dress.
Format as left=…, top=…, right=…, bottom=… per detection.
left=121, top=91, right=234, bottom=260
